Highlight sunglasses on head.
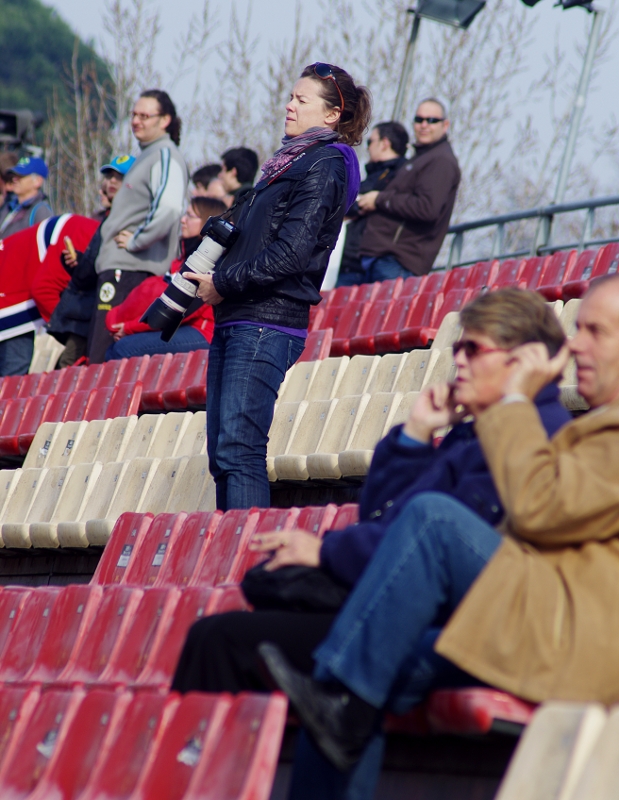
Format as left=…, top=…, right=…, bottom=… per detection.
left=313, top=63, right=345, bottom=113
left=414, top=116, right=444, bottom=125
left=452, top=340, right=510, bottom=359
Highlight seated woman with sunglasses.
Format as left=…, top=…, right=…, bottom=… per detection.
left=183, top=63, right=370, bottom=512
left=172, top=290, right=570, bottom=703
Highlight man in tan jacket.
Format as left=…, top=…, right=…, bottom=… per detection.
left=261, top=276, right=619, bottom=777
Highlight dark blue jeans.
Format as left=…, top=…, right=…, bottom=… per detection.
left=0, top=332, right=34, bottom=377
left=105, top=326, right=210, bottom=361
left=289, top=493, right=501, bottom=800
left=336, top=255, right=412, bottom=287
left=206, top=324, right=305, bottom=511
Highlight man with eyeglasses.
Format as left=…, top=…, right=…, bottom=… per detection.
left=357, top=98, right=460, bottom=281
left=336, top=121, right=409, bottom=287
left=89, top=89, right=188, bottom=362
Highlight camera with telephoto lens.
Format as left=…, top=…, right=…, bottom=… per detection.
left=141, top=216, right=240, bottom=341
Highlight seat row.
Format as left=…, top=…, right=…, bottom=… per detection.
left=0, top=454, right=214, bottom=548
left=0, top=684, right=285, bottom=800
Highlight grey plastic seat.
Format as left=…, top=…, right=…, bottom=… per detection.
left=22, top=422, right=64, bottom=469
left=138, top=456, right=189, bottom=515
left=3, top=467, right=69, bottom=548
left=306, top=394, right=371, bottom=479
left=338, top=393, right=402, bottom=477
left=421, top=348, right=456, bottom=388
left=146, top=412, right=193, bottom=459
left=165, top=454, right=214, bottom=513
left=560, top=298, right=581, bottom=338
left=304, top=357, right=350, bottom=402
left=389, top=392, right=421, bottom=428
left=393, top=350, right=440, bottom=393
left=90, top=416, right=138, bottom=464
left=333, top=356, right=379, bottom=398
left=67, top=419, right=112, bottom=465
left=38, top=420, right=89, bottom=468
left=277, top=360, right=321, bottom=403
left=365, top=353, right=407, bottom=394
left=431, top=311, right=461, bottom=351
left=273, top=399, right=338, bottom=481
left=0, top=468, right=23, bottom=530
left=85, top=457, right=161, bottom=545
left=173, top=411, right=207, bottom=457
left=266, top=401, right=308, bottom=481
left=123, top=414, right=165, bottom=459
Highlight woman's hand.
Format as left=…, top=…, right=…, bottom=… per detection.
left=181, top=272, right=224, bottom=305
left=248, top=528, right=322, bottom=572
left=403, top=383, right=465, bottom=442
left=502, top=343, right=571, bottom=400
left=62, top=248, right=78, bottom=268
left=110, top=322, right=126, bottom=342
left=114, top=230, right=133, bottom=249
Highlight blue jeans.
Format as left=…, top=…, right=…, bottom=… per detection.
left=290, top=493, right=501, bottom=800
left=0, top=332, right=34, bottom=376
left=104, top=326, right=210, bottom=361
left=336, top=255, right=412, bottom=287
left=206, top=324, right=305, bottom=511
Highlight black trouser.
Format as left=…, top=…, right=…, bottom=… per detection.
left=171, top=610, right=335, bottom=694
left=87, top=269, right=151, bottom=363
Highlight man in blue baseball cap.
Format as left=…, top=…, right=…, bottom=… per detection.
left=0, top=156, right=52, bottom=239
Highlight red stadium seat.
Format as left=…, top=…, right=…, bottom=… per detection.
left=54, top=366, right=83, bottom=395
left=419, top=271, right=447, bottom=294
left=536, top=250, right=577, bottom=300
left=73, top=363, right=102, bottom=393
left=354, top=282, right=381, bottom=304
left=425, top=687, right=536, bottom=735
left=330, top=503, right=359, bottom=529
left=297, top=328, right=334, bottom=362
left=0, top=687, right=84, bottom=798
left=0, top=685, right=40, bottom=769
left=116, top=354, right=150, bottom=385
left=138, top=352, right=173, bottom=393
left=104, top=381, right=143, bottom=418
left=40, top=391, right=72, bottom=424
left=23, top=585, right=103, bottom=684
left=373, top=295, right=419, bottom=354
left=398, top=292, right=443, bottom=350
left=373, top=277, right=404, bottom=302
left=330, top=301, right=373, bottom=357
left=417, top=288, right=474, bottom=346
left=562, top=243, right=619, bottom=300
left=0, top=586, right=61, bottom=682
left=189, top=508, right=261, bottom=587
left=186, top=382, right=208, bottom=410
left=154, top=511, right=223, bottom=588
left=464, top=260, right=499, bottom=290
left=98, top=587, right=181, bottom=686
left=27, top=689, right=126, bottom=800
left=517, top=256, right=548, bottom=290
left=489, top=258, right=524, bottom=290
left=136, top=586, right=219, bottom=688
left=400, top=274, right=426, bottom=297
left=129, top=692, right=233, bottom=800
left=348, top=299, right=394, bottom=356
left=16, top=394, right=52, bottom=454
left=15, top=372, right=43, bottom=399
left=0, top=397, right=30, bottom=456
left=78, top=690, right=175, bottom=800
left=163, top=349, right=209, bottom=411
left=123, top=512, right=187, bottom=586
left=0, top=375, right=22, bottom=401
left=64, top=389, right=92, bottom=422
left=225, top=507, right=301, bottom=584
left=0, top=587, right=32, bottom=656
left=326, top=284, right=358, bottom=307
left=57, top=586, right=144, bottom=684
left=34, top=369, right=63, bottom=397
left=295, top=503, right=338, bottom=537
left=141, top=352, right=189, bottom=412
left=182, top=692, right=288, bottom=800
left=308, top=304, right=324, bottom=331
left=82, top=386, right=114, bottom=421
left=91, top=512, right=155, bottom=585
left=442, top=266, right=470, bottom=293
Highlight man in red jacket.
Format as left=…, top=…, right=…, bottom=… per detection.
left=358, top=98, right=461, bottom=280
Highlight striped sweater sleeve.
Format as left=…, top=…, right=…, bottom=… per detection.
left=126, top=148, right=185, bottom=252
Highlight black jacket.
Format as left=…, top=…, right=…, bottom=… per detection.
left=212, top=144, right=348, bottom=330
left=339, top=156, right=406, bottom=276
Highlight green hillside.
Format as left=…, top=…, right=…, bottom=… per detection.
left=0, top=0, right=111, bottom=114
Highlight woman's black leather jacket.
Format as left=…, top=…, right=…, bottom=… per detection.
left=212, top=143, right=348, bottom=330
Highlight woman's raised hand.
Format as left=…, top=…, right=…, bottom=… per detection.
left=248, top=528, right=322, bottom=572
left=403, top=382, right=465, bottom=442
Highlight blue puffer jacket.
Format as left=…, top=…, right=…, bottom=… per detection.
left=320, top=383, right=572, bottom=587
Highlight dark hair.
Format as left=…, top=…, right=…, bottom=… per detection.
left=190, top=196, right=227, bottom=225
left=374, top=121, right=409, bottom=156
left=192, top=163, right=221, bottom=187
left=300, top=63, right=372, bottom=147
left=0, top=151, right=19, bottom=182
left=460, top=288, right=566, bottom=357
left=221, top=147, right=259, bottom=185
left=140, top=89, right=182, bottom=145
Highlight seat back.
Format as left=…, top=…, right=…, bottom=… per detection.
left=266, top=401, right=308, bottom=458
left=225, top=507, right=301, bottom=583
left=277, top=360, right=320, bottom=403
left=89, top=415, right=137, bottom=463
left=165, top=453, right=213, bottom=514
left=315, top=394, right=371, bottom=455
left=490, top=258, right=524, bottom=289
left=297, top=328, right=333, bottom=362
left=155, top=511, right=223, bottom=587
left=124, top=414, right=166, bottom=459
left=173, top=411, right=207, bottom=457
left=190, top=508, right=260, bottom=587
left=442, top=266, right=470, bottom=293
left=138, top=457, right=188, bottom=516
left=123, top=512, right=188, bottom=586
left=346, top=392, right=402, bottom=450
left=0, top=587, right=61, bottom=681
left=393, top=350, right=440, bottom=392
left=22, top=421, right=63, bottom=468
left=333, top=355, right=379, bottom=398
left=465, top=260, right=498, bottom=290
left=91, top=512, right=155, bottom=585
left=366, top=353, right=407, bottom=393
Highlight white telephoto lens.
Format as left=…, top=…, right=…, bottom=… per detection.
left=185, top=237, right=226, bottom=275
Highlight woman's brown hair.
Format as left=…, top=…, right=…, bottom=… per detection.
left=300, top=64, right=372, bottom=147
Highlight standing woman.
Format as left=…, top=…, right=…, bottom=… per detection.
left=186, top=64, right=371, bottom=511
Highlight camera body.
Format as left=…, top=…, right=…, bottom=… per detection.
left=141, top=216, right=240, bottom=341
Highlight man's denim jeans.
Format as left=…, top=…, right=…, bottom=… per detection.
left=336, top=255, right=412, bottom=287
left=206, top=324, right=305, bottom=511
left=0, top=332, right=34, bottom=377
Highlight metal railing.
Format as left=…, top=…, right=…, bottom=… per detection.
left=444, top=195, right=619, bottom=270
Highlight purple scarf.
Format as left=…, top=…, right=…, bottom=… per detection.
left=260, top=128, right=361, bottom=213
left=260, top=127, right=338, bottom=183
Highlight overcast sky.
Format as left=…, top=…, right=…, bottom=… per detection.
left=43, top=0, right=618, bottom=198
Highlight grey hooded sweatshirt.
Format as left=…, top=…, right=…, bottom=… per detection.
left=95, top=133, right=188, bottom=275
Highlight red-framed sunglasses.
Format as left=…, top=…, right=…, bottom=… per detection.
left=313, top=63, right=345, bottom=113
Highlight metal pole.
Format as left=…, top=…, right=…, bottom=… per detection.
left=393, top=11, right=421, bottom=122
left=554, top=8, right=604, bottom=203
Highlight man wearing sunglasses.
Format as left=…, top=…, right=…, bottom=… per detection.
left=357, top=98, right=460, bottom=281
left=336, top=121, right=409, bottom=287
